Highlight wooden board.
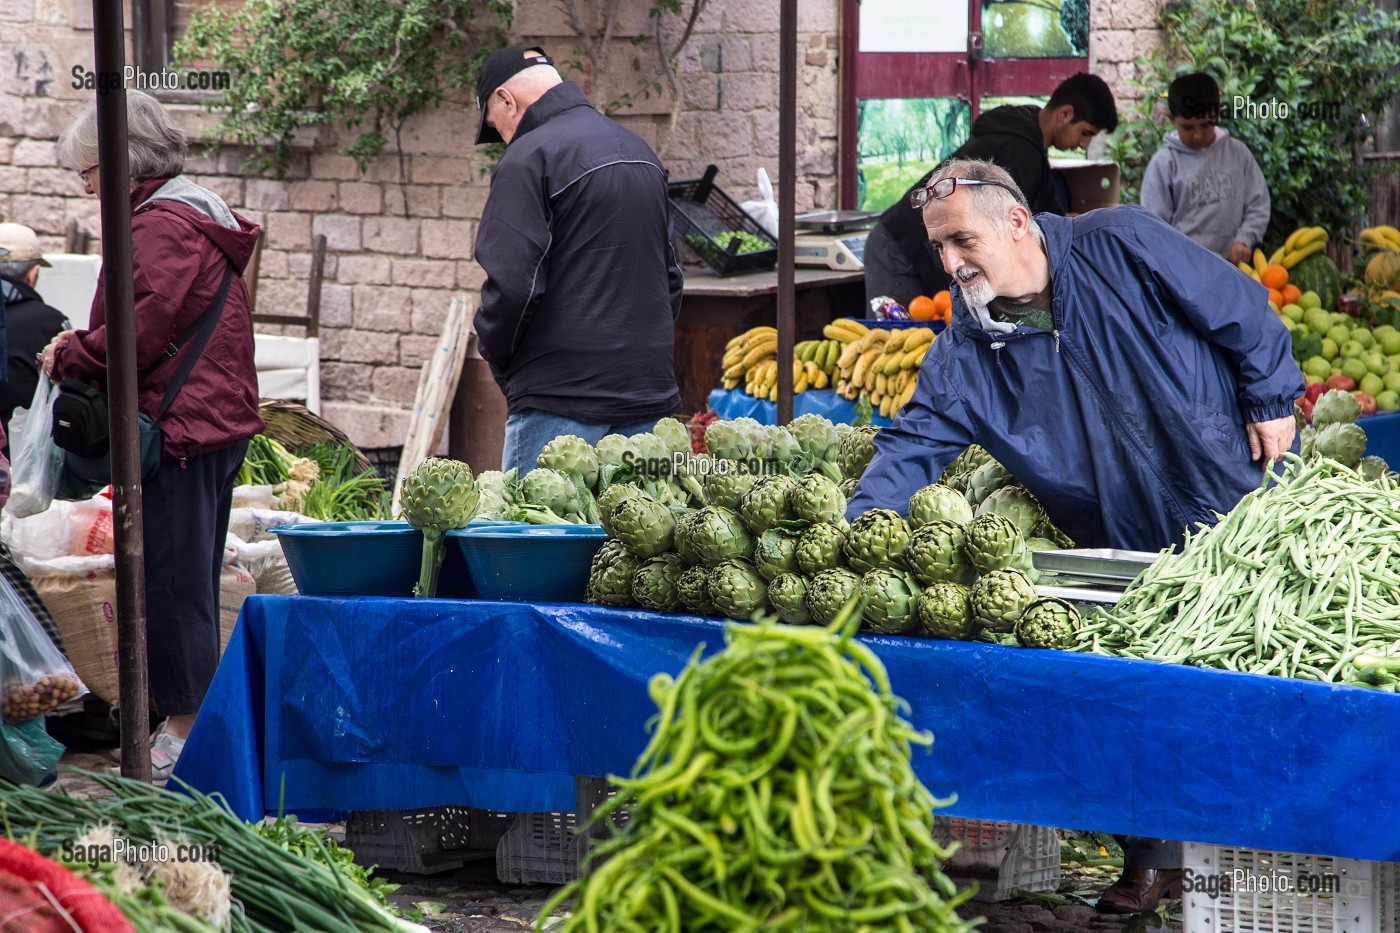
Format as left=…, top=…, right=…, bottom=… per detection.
left=392, top=295, right=470, bottom=513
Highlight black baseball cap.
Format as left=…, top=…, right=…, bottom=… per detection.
left=475, top=45, right=554, bottom=144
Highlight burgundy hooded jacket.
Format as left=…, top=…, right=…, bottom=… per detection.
left=54, top=177, right=264, bottom=463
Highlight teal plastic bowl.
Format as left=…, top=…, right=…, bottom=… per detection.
left=448, top=524, right=607, bottom=602
left=273, top=520, right=512, bottom=597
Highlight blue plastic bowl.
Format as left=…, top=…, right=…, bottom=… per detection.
left=273, top=519, right=513, bottom=597
left=448, top=524, right=607, bottom=602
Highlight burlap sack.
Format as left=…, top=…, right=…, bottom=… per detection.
left=33, top=565, right=256, bottom=707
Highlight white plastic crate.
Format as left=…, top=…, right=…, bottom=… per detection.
left=933, top=817, right=1061, bottom=901
left=495, top=776, right=620, bottom=885
left=344, top=806, right=515, bottom=875
left=1183, top=842, right=1400, bottom=933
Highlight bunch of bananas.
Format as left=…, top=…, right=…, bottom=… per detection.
left=794, top=338, right=841, bottom=389
left=1274, top=227, right=1329, bottom=269
left=721, top=326, right=777, bottom=392
left=834, top=325, right=936, bottom=418
left=1360, top=225, right=1400, bottom=254
left=720, top=326, right=844, bottom=400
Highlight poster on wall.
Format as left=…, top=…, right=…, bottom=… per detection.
left=855, top=98, right=970, bottom=212
left=981, top=0, right=1089, bottom=59
left=859, top=0, right=967, bottom=53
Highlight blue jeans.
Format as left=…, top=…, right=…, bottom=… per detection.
left=502, top=410, right=663, bottom=475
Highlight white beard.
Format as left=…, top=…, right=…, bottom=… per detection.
left=956, top=268, right=996, bottom=308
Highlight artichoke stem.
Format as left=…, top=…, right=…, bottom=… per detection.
left=415, top=536, right=445, bottom=598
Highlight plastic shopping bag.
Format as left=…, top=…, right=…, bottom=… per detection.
left=739, top=167, right=780, bottom=238
left=7, top=376, right=63, bottom=518
left=0, top=572, right=85, bottom=722
left=0, top=716, right=62, bottom=786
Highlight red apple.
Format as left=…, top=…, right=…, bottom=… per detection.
left=1353, top=391, right=1378, bottom=416
left=1305, top=382, right=1329, bottom=403
left=1326, top=374, right=1357, bottom=392
left=1298, top=398, right=1315, bottom=423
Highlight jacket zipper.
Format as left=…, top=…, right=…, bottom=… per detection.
left=1056, top=335, right=1193, bottom=526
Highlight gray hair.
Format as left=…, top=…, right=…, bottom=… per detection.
left=57, top=89, right=187, bottom=181
left=927, top=158, right=1042, bottom=241
left=501, top=63, right=563, bottom=98
left=0, top=260, right=39, bottom=280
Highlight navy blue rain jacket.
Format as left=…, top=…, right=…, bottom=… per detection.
left=847, top=206, right=1305, bottom=551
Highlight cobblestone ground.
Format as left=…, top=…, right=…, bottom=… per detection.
left=59, top=753, right=1181, bottom=933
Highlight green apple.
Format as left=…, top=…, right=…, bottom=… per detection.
left=1299, top=290, right=1322, bottom=310
left=1282, top=304, right=1305, bottom=324
left=1342, top=358, right=1370, bottom=383
left=1325, top=324, right=1351, bottom=345
left=1364, top=351, right=1393, bottom=377
left=1378, top=390, right=1400, bottom=411
left=1302, top=356, right=1333, bottom=379
left=1304, top=308, right=1333, bottom=333
left=1320, top=338, right=1339, bottom=360
left=1340, top=340, right=1366, bottom=360
left=1386, top=371, right=1400, bottom=392
left=1382, top=332, right=1400, bottom=355
left=1361, top=373, right=1386, bottom=397
left=1354, top=328, right=1376, bottom=350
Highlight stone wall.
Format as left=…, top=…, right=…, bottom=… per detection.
left=0, top=0, right=842, bottom=448
left=1087, top=0, right=1165, bottom=115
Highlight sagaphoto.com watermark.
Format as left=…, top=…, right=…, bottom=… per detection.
left=62, top=834, right=221, bottom=869
left=1230, top=95, right=1344, bottom=122
left=71, top=65, right=231, bottom=93
left=1182, top=865, right=1342, bottom=899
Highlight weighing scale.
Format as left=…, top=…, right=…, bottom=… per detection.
left=793, top=210, right=881, bottom=271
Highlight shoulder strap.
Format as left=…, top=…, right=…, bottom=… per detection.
left=148, top=260, right=236, bottom=420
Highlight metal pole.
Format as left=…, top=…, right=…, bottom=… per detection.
left=775, top=0, right=797, bottom=424
left=93, top=0, right=152, bottom=782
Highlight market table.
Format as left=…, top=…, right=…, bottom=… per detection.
left=175, top=595, right=1400, bottom=861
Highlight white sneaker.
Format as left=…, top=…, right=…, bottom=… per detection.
left=149, top=723, right=187, bottom=782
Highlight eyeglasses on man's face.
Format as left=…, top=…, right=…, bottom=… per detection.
left=910, top=177, right=1022, bottom=211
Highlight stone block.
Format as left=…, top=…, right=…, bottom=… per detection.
left=309, top=153, right=361, bottom=182
left=441, top=185, right=488, bottom=219
left=318, top=400, right=411, bottom=449
left=697, top=112, right=755, bottom=154
left=723, top=0, right=777, bottom=33
left=337, top=255, right=393, bottom=285
left=805, top=48, right=829, bottom=68
left=362, top=216, right=419, bottom=255
left=336, top=328, right=400, bottom=365
left=312, top=214, right=362, bottom=252
left=0, top=166, right=27, bottom=193
left=351, top=284, right=412, bottom=332
left=245, top=179, right=290, bottom=211
left=1114, top=0, right=1162, bottom=30
left=339, top=182, right=383, bottom=215
left=392, top=259, right=456, bottom=290
left=256, top=250, right=289, bottom=280
left=1133, top=28, right=1165, bottom=57
left=321, top=361, right=372, bottom=401
left=318, top=283, right=353, bottom=327
left=8, top=194, right=65, bottom=232
left=252, top=278, right=305, bottom=318
left=399, top=334, right=439, bottom=367
left=1093, top=29, right=1134, bottom=63
left=456, top=262, right=486, bottom=292
left=0, top=0, right=36, bottom=24
left=411, top=156, right=475, bottom=186
left=750, top=34, right=781, bottom=72
left=371, top=365, right=419, bottom=405
left=289, top=180, right=338, bottom=212
left=199, top=176, right=244, bottom=209
left=398, top=107, right=477, bottom=157
left=419, top=219, right=472, bottom=260
left=289, top=251, right=337, bottom=280
left=410, top=289, right=452, bottom=334
left=404, top=185, right=441, bottom=218
left=12, top=138, right=55, bottom=166
left=797, top=1, right=834, bottom=33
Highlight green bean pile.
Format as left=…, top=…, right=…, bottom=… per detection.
left=1075, top=454, right=1400, bottom=683
left=539, top=599, right=976, bottom=933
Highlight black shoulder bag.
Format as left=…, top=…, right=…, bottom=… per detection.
left=52, top=261, right=235, bottom=485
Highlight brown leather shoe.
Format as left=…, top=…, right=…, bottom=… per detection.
left=1095, top=868, right=1184, bottom=914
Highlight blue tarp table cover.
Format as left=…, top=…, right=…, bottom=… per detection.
left=1361, top=410, right=1400, bottom=469
left=706, top=388, right=892, bottom=427
left=174, top=595, right=1400, bottom=861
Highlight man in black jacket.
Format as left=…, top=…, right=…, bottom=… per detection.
left=473, top=46, right=684, bottom=473
left=0, top=224, right=68, bottom=454
left=863, top=73, right=1118, bottom=308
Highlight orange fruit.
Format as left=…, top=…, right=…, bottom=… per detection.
left=933, top=290, right=952, bottom=313
left=1267, top=288, right=1284, bottom=309
left=1260, top=264, right=1289, bottom=291
left=909, top=295, right=939, bottom=321
left=1280, top=284, right=1301, bottom=306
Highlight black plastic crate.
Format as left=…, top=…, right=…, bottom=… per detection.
left=668, top=164, right=777, bottom=276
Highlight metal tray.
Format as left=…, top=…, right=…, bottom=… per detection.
left=794, top=210, right=881, bottom=234
left=1031, top=548, right=1159, bottom=583
left=1034, top=583, right=1124, bottom=607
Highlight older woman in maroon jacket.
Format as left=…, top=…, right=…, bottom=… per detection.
left=43, top=90, right=263, bottom=781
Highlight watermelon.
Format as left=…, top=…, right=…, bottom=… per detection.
left=1290, top=253, right=1342, bottom=311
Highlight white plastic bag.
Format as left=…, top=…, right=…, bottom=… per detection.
left=740, top=167, right=780, bottom=238
left=7, top=378, right=63, bottom=519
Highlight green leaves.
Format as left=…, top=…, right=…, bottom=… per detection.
left=1111, top=0, right=1400, bottom=240
left=173, top=0, right=512, bottom=179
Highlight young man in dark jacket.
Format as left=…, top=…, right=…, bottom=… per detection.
left=473, top=46, right=684, bottom=473
left=0, top=224, right=70, bottom=452
left=863, top=73, right=1118, bottom=308
left=849, top=160, right=1302, bottom=914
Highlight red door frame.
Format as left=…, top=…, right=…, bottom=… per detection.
left=839, top=0, right=1088, bottom=209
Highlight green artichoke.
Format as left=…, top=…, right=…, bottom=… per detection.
left=790, top=473, right=848, bottom=526
left=788, top=414, right=841, bottom=465
left=653, top=417, right=694, bottom=456
left=907, top=483, right=974, bottom=528
left=753, top=528, right=802, bottom=582
left=795, top=522, right=847, bottom=576
left=597, top=483, right=646, bottom=538
left=705, top=418, right=769, bottom=462
left=632, top=553, right=686, bottom=612
left=1314, top=422, right=1366, bottom=469
left=672, top=510, right=705, bottom=565
left=707, top=559, right=769, bottom=619
left=767, top=573, right=813, bottom=625
left=837, top=425, right=880, bottom=479
left=843, top=509, right=910, bottom=574
left=1312, top=388, right=1361, bottom=428
left=1014, top=596, right=1081, bottom=649
left=586, top=540, right=642, bottom=608
left=969, top=568, right=1038, bottom=632
left=963, top=513, right=1034, bottom=575
left=700, top=460, right=757, bottom=509
left=677, top=564, right=717, bottom=615
left=594, top=433, right=632, bottom=468
left=738, top=474, right=798, bottom=534
left=1360, top=456, right=1394, bottom=482
left=608, top=493, right=677, bottom=559
left=903, top=521, right=973, bottom=587
left=837, top=478, right=857, bottom=500
left=683, top=506, right=755, bottom=565
left=537, top=435, right=600, bottom=490
left=917, top=583, right=977, bottom=640
left=523, top=467, right=594, bottom=522
left=805, top=567, right=862, bottom=626
left=859, top=567, right=922, bottom=635
left=963, top=459, right=1017, bottom=508
left=941, top=445, right=992, bottom=484
left=475, top=469, right=514, bottom=499
left=400, top=457, right=481, bottom=598
left=767, top=426, right=803, bottom=466
left=975, top=485, right=1046, bottom=539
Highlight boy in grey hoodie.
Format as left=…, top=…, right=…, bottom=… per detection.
left=1140, top=73, right=1270, bottom=265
